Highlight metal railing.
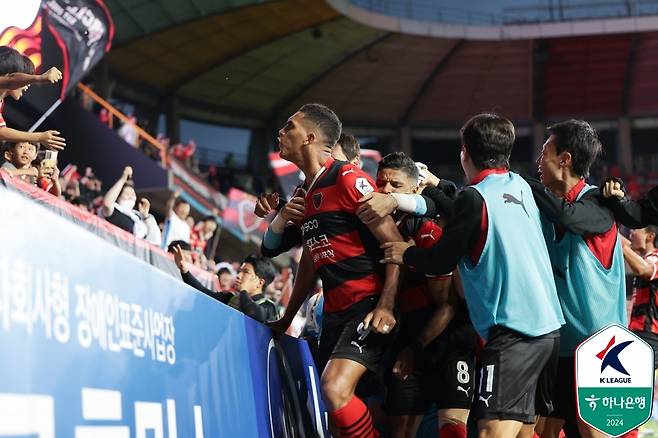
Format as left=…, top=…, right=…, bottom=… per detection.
left=77, top=83, right=168, bottom=164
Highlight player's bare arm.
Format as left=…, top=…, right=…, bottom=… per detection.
left=361, top=215, right=404, bottom=334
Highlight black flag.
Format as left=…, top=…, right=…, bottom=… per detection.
left=42, top=0, right=114, bottom=98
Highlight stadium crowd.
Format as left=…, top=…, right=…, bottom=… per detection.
left=6, top=43, right=658, bottom=438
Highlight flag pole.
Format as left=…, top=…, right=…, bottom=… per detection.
left=28, top=98, right=63, bottom=132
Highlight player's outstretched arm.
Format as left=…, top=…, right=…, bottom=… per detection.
left=524, top=174, right=614, bottom=236
left=602, top=178, right=658, bottom=229
left=0, top=127, right=66, bottom=150
left=267, top=248, right=316, bottom=335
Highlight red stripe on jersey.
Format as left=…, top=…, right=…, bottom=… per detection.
left=323, top=274, right=382, bottom=313
left=303, top=158, right=382, bottom=312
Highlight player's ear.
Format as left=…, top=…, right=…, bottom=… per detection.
left=304, top=132, right=315, bottom=146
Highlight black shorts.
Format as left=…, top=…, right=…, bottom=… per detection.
left=317, top=296, right=393, bottom=375
left=549, top=356, right=577, bottom=422
left=384, top=310, right=479, bottom=416
left=474, top=326, right=560, bottom=424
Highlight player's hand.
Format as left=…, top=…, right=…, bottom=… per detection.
left=356, top=192, right=397, bottom=224
left=37, top=130, right=66, bottom=150
left=380, top=239, right=416, bottom=265
left=122, top=166, right=133, bottom=180
left=267, top=317, right=292, bottom=337
left=138, top=198, right=150, bottom=217
left=281, top=196, right=306, bottom=222
left=362, top=306, right=396, bottom=334
left=40, top=67, right=62, bottom=84
left=393, top=347, right=416, bottom=380
left=172, top=244, right=189, bottom=274
left=255, top=192, right=279, bottom=218
left=603, top=179, right=625, bottom=199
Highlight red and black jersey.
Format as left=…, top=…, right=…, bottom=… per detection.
left=396, top=214, right=447, bottom=313
left=630, top=249, right=658, bottom=337
left=302, top=158, right=383, bottom=313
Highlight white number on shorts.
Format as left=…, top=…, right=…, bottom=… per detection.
left=478, top=364, right=495, bottom=393
left=456, top=361, right=470, bottom=384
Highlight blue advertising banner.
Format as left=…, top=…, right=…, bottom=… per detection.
left=0, top=186, right=327, bottom=437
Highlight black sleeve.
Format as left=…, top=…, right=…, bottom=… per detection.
left=181, top=271, right=232, bottom=304
left=403, top=188, right=483, bottom=275
left=420, top=182, right=456, bottom=220
left=260, top=224, right=302, bottom=258
left=525, top=176, right=614, bottom=236
left=605, top=196, right=650, bottom=229
left=238, top=292, right=270, bottom=323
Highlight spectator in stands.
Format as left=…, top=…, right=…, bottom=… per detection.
left=171, top=139, right=196, bottom=165
left=190, top=216, right=218, bottom=257
left=1, top=141, right=38, bottom=183
left=36, top=153, right=62, bottom=197
left=216, top=264, right=236, bottom=293
left=118, top=115, right=139, bottom=147
left=102, top=166, right=161, bottom=245
left=172, top=245, right=278, bottom=323
left=162, top=191, right=191, bottom=249
left=0, top=47, right=66, bottom=150
left=99, top=108, right=112, bottom=128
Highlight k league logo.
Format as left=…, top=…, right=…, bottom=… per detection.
left=575, top=324, right=655, bottom=437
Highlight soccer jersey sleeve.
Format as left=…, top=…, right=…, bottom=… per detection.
left=337, top=165, right=377, bottom=214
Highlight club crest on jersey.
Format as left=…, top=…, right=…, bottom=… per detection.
left=313, top=192, right=323, bottom=210
left=355, top=177, right=374, bottom=196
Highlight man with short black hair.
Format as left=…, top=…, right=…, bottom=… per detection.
left=269, top=103, right=404, bottom=437
left=173, top=247, right=278, bottom=323
left=383, top=113, right=564, bottom=438
left=376, top=152, right=477, bottom=438
left=526, top=119, right=626, bottom=438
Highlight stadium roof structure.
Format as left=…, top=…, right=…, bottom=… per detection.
left=105, top=0, right=658, bottom=130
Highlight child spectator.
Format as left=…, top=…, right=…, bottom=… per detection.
left=215, top=264, right=236, bottom=293
left=36, top=153, right=62, bottom=197
left=1, top=141, right=38, bottom=183
left=0, top=46, right=66, bottom=150
left=102, top=166, right=161, bottom=245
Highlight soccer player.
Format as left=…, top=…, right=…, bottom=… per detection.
left=255, top=132, right=362, bottom=258
left=622, top=226, right=658, bottom=369
left=382, top=113, right=564, bottom=438
left=526, top=119, right=626, bottom=438
left=268, top=103, right=404, bottom=437
left=375, top=152, right=477, bottom=438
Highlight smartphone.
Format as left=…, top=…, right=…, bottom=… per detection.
left=41, top=150, right=58, bottom=168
